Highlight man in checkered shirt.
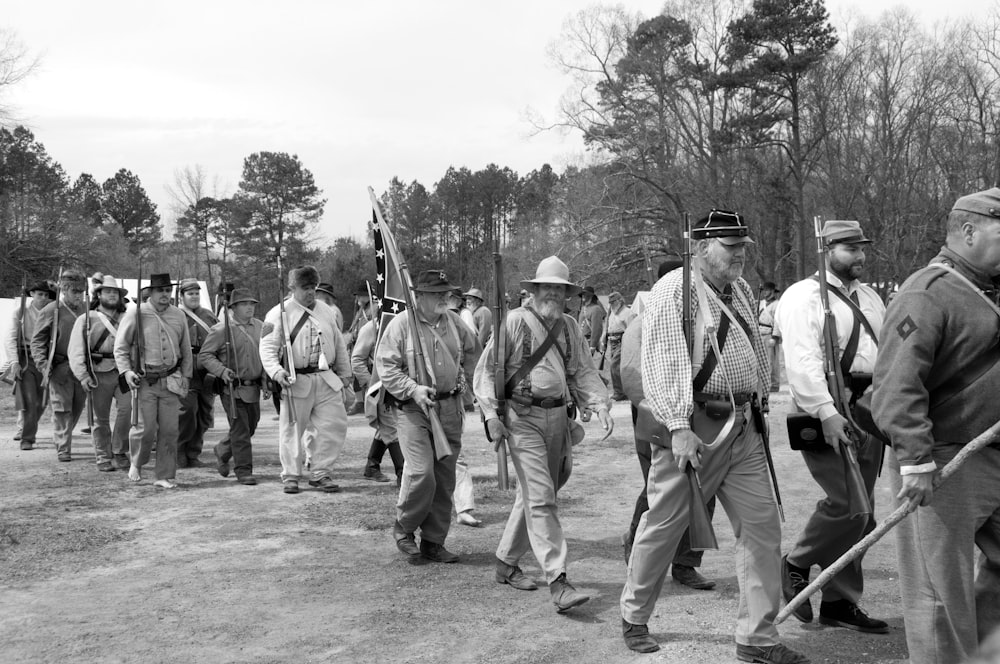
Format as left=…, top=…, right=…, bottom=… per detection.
left=620, top=211, right=806, bottom=664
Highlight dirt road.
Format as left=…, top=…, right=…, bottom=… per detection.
left=0, top=390, right=909, bottom=663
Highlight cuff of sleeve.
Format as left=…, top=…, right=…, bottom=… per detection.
left=817, top=403, right=839, bottom=421
left=481, top=409, right=498, bottom=421
left=666, top=418, right=690, bottom=432
left=899, top=462, right=937, bottom=475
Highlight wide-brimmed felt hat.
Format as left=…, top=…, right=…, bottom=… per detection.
left=95, top=275, right=128, bottom=296
left=25, top=280, right=57, bottom=299
left=178, top=278, right=201, bottom=293
left=411, top=269, right=459, bottom=293
left=147, top=273, right=175, bottom=290
left=580, top=285, right=597, bottom=299
left=463, top=288, right=485, bottom=301
left=228, top=288, right=259, bottom=306
left=692, top=209, right=755, bottom=245
left=821, top=219, right=872, bottom=246
left=952, top=187, right=1000, bottom=220
left=317, top=282, right=336, bottom=298
left=520, top=256, right=582, bottom=297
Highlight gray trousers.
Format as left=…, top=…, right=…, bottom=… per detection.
left=787, top=433, right=882, bottom=602
left=395, top=397, right=463, bottom=545
left=90, top=370, right=130, bottom=463
left=496, top=406, right=571, bottom=584
left=129, top=380, right=180, bottom=480
left=621, top=408, right=782, bottom=646
left=49, top=362, right=85, bottom=456
left=889, top=446, right=1000, bottom=664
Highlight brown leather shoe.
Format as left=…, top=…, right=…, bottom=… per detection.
left=550, top=574, right=589, bottom=613
left=622, top=619, right=660, bottom=653
left=237, top=475, right=258, bottom=486
left=495, top=559, right=537, bottom=591
left=671, top=564, right=716, bottom=590
left=214, top=446, right=230, bottom=478
left=781, top=555, right=812, bottom=623
left=393, top=521, right=420, bottom=559
left=308, top=477, right=341, bottom=493
left=282, top=480, right=300, bottom=494
left=419, top=540, right=459, bottom=563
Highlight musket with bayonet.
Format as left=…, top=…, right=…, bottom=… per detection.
left=276, top=253, right=298, bottom=425
left=84, top=283, right=96, bottom=430
left=486, top=247, right=510, bottom=490
left=813, top=216, right=872, bottom=520
left=220, top=279, right=238, bottom=425
left=130, top=261, right=146, bottom=428
left=682, top=213, right=719, bottom=551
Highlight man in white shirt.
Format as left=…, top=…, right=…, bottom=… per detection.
left=775, top=219, right=888, bottom=634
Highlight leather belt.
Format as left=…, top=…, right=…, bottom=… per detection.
left=295, top=365, right=322, bottom=375
left=607, top=332, right=624, bottom=339
left=509, top=393, right=565, bottom=409
left=142, top=364, right=180, bottom=384
left=693, top=391, right=752, bottom=406
left=236, top=378, right=262, bottom=386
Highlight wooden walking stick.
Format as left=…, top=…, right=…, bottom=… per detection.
left=776, top=417, right=1000, bottom=624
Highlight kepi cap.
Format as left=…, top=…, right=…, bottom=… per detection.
left=951, top=187, right=1000, bottom=220
left=178, top=278, right=201, bottom=293
left=692, top=209, right=754, bottom=245
left=821, top=219, right=872, bottom=246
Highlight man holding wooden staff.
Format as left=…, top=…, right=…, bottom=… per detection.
left=620, top=211, right=802, bottom=663
left=873, top=188, right=1000, bottom=664
left=474, top=256, right=612, bottom=613
left=775, top=219, right=888, bottom=634
left=375, top=269, right=479, bottom=564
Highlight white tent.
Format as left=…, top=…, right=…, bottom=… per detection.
left=630, top=291, right=651, bottom=318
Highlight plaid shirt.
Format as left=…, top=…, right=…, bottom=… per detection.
left=641, top=268, right=769, bottom=431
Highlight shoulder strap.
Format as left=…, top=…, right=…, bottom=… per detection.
left=288, top=312, right=310, bottom=344
left=182, top=307, right=213, bottom=334
left=91, top=325, right=112, bottom=354
left=504, top=310, right=565, bottom=396
left=927, top=263, right=1000, bottom=318
left=811, top=275, right=879, bottom=344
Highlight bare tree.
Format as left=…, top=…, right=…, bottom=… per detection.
left=0, top=29, right=41, bottom=126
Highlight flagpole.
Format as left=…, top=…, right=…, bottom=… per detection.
left=368, top=186, right=452, bottom=459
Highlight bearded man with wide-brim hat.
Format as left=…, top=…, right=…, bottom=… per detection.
left=69, top=275, right=132, bottom=472
left=474, top=255, right=613, bottom=614
left=199, top=288, right=267, bottom=486
left=374, top=269, right=480, bottom=565
left=114, top=272, right=193, bottom=489
left=4, top=279, right=56, bottom=450
left=31, top=270, right=89, bottom=462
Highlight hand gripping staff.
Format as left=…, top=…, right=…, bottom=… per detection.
left=5, top=274, right=27, bottom=388
left=486, top=248, right=511, bottom=490
left=42, top=265, right=64, bottom=392
left=777, top=417, right=1000, bottom=624
left=368, top=186, right=451, bottom=460
left=276, top=253, right=298, bottom=426
left=682, top=213, right=719, bottom=551
left=813, top=216, right=872, bottom=520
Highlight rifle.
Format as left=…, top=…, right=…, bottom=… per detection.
left=369, top=187, right=451, bottom=460
left=84, top=285, right=96, bottom=430
left=221, top=281, right=238, bottom=425
left=276, top=253, right=298, bottom=425
left=130, top=262, right=145, bottom=428
left=750, top=393, right=784, bottom=521
left=42, top=266, right=64, bottom=391
left=487, top=248, right=510, bottom=490
left=813, top=216, right=872, bottom=520
left=682, top=212, right=719, bottom=551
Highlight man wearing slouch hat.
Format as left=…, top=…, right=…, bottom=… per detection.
left=475, top=256, right=612, bottom=614
left=114, top=272, right=193, bottom=488
left=375, top=269, right=480, bottom=564
left=31, top=269, right=88, bottom=462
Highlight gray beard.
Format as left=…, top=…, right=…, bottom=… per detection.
left=535, top=298, right=562, bottom=321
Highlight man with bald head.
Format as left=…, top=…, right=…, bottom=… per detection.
left=874, top=188, right=1000, bottom=664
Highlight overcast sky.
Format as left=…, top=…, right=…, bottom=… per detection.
left=4, top=0, right=993, bottom=245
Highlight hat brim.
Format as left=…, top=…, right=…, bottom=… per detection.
left=96, top=286, right=129, bottom=296
left=716, top=235, right=755, bottom=246
left=411, top=284, right=459, bottom=293
left=519, top=279, right=583, bottom=297
left=229, top=298, right=259, bottom=306
left=825, top=235, right=872, bottom=246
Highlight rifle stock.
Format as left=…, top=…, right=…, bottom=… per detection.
left=490, top=250, right=510, bottom=490
left=84, top=290, right=95, bottom=430
left=813, top=216, right=872, bottom=520
left=680, top=213, right=720, bottom=550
